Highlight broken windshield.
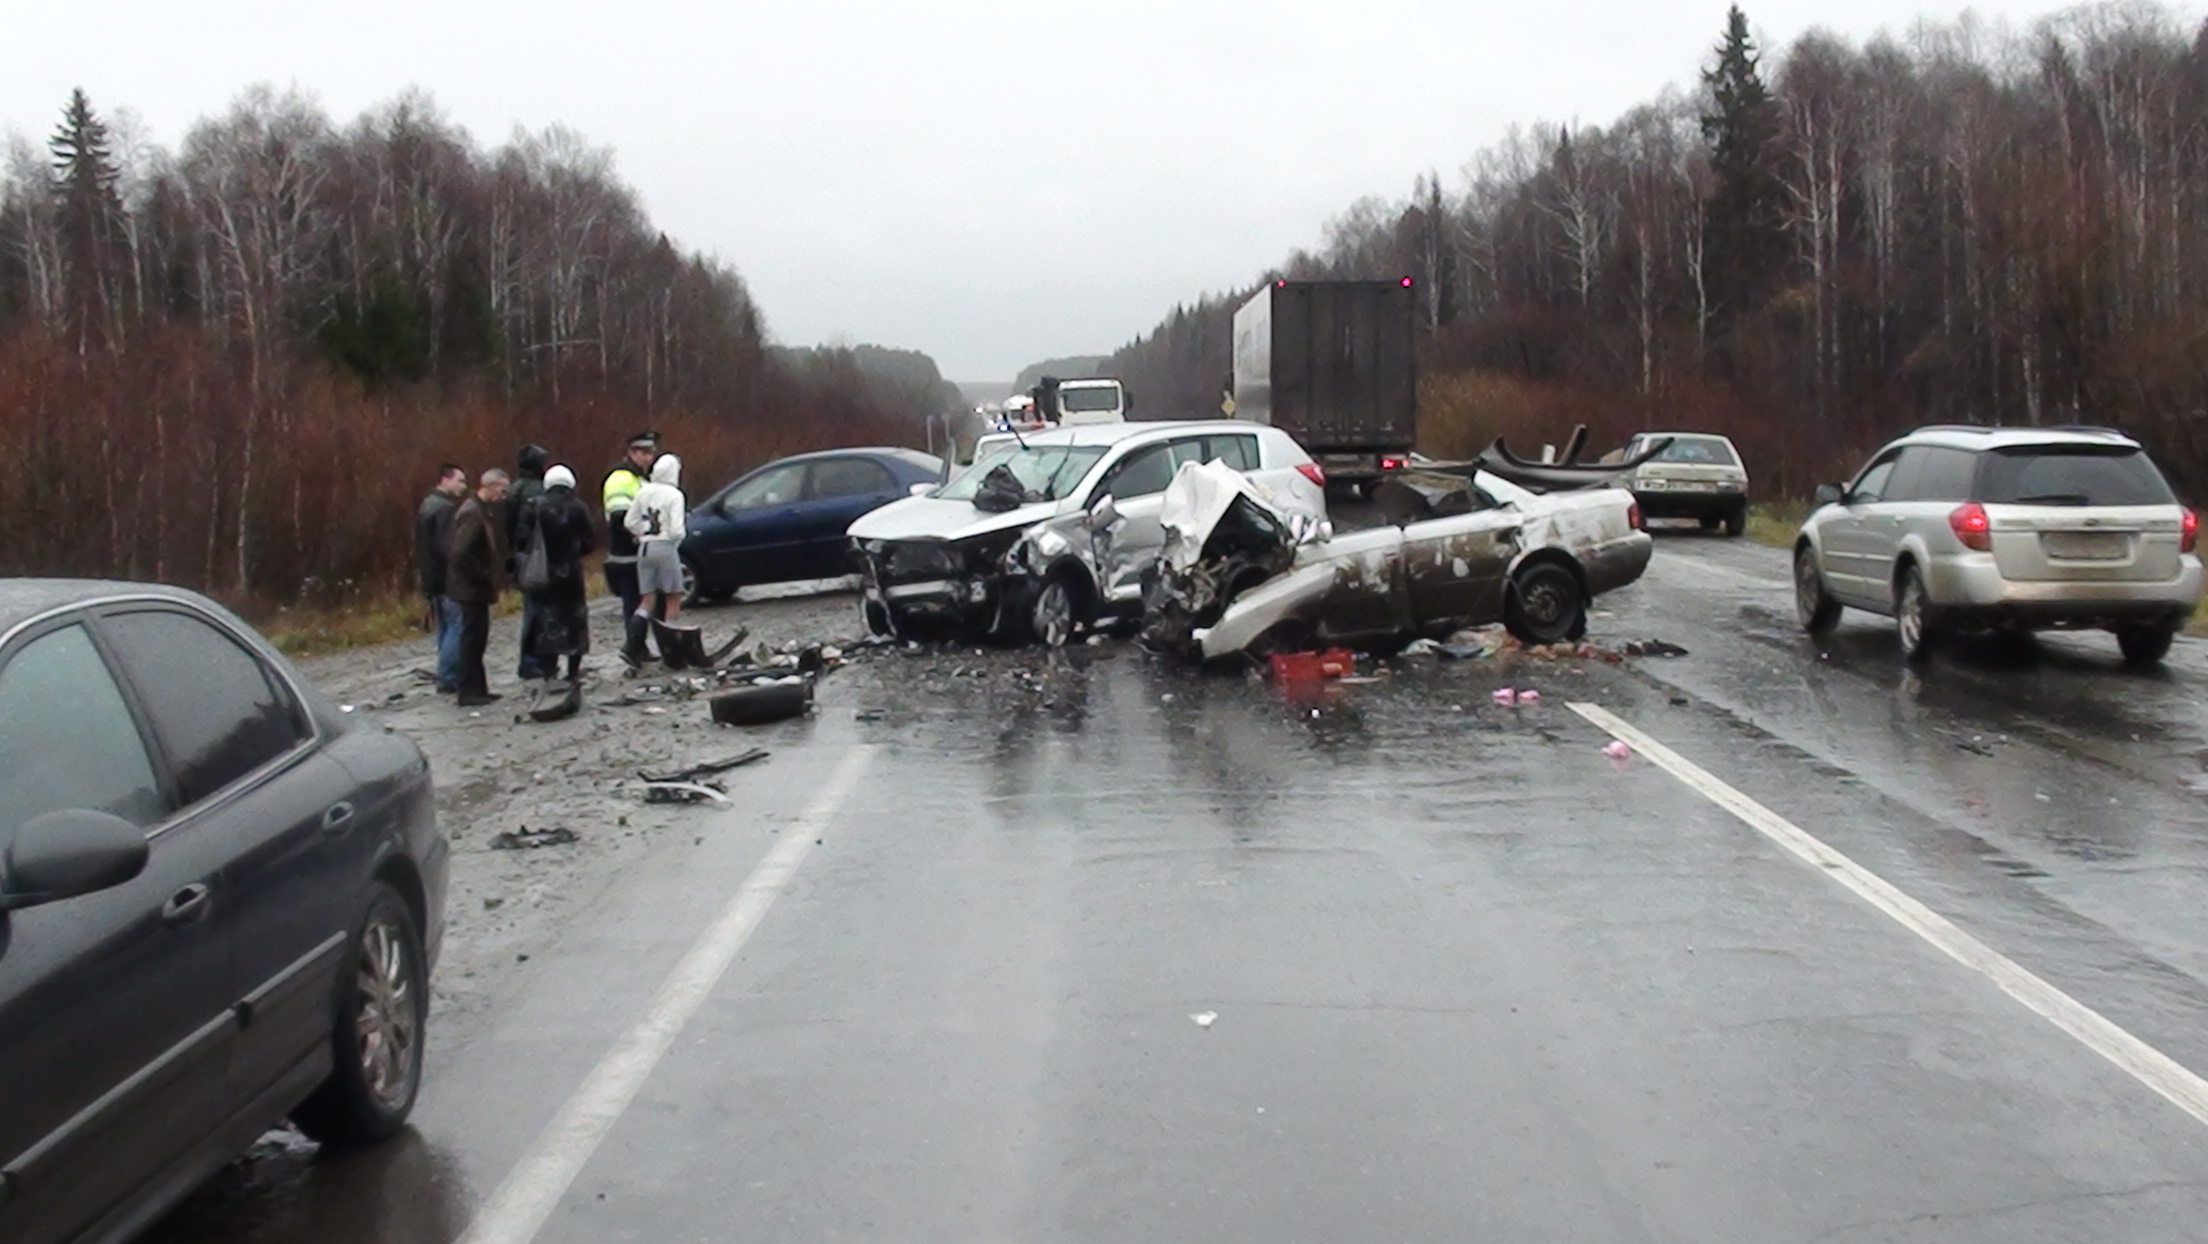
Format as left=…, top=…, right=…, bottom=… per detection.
left=939, top=443, right=1107, bottom=505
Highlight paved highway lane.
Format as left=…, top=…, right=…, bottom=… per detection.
left=147, top=543, right=2208, bottom=1242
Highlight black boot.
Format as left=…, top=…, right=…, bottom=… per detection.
left=620, top=612, right=651, bottom=667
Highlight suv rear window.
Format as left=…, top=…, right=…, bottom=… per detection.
left=1974, top=445, right=2174, bottom=507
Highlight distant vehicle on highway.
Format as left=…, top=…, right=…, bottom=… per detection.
left=0, top=580, right=447, bottom=1244
left=680, top=447, right=944, bottom=604
left=1617, top=431, right=1749, bottom=536
left=1232, top=279, right=1418, bottom=487
left=1793, top=425, right=2204, bottom=665
left=850, top=421, right=1326, bottom=646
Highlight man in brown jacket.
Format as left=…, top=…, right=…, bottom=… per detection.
left=446, top=468, right=511, bottom=706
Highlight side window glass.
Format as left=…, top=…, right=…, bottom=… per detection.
left=1105, top=445, right=1175, bottom=500
left=722, top=465, right=804, bottom=513
left=101, top=611, right=306, bottom=808
left=808, top=458, right=895, bottom=500
left=0, top=625, right=166, bottom=840
left=1882, top=448, right=1929, bottom=503
left=1205, top=435, right=1260, bottom=472
left=1916, top=447, right=1977, bottom=502
left=1851, top=455, right=1900, bottom=503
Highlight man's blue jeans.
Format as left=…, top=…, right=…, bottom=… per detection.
left=434, top=596, right=463, bottom=691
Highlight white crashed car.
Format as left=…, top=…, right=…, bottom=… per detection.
left=1144, top=462, right=1653, bottom=660
left=849, top=421, right=1327, bottom=646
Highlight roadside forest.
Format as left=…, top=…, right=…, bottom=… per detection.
left=1112, top=3, right=2208, bottom=499
left=0, top=88, right=915, bottom=606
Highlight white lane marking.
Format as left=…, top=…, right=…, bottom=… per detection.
left=1652, top=549, right=1788, bottom=590
left=1569, top=702, right=2208, bottom=1130
left=456, top=746, right=877, bottom=1244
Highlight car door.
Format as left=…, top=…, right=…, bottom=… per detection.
left=697, top=462, right=811, bottom=590
left=94, top=606, right=363, bottom=1113
left=0, top=619, right=237, bottom=1244
left=1820, top=451, right=1901, bottom=606
left=798, top=457, right=902, bottom=578
left=1090, top=440, right=1188, bottom=603
left=1400, top=504, right=1522, bottom=630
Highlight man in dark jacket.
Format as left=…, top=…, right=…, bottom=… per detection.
left=415, top=464, right=468, bottom=693
left=518, top=465, right=598, bottom=685
left=508, top=444, right=551, bottom=680
left=447, top=468, right=512, bottom=707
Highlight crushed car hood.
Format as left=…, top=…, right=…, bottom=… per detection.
left=847, top=495, right=1059, bottom=544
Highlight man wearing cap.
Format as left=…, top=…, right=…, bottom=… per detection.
left=604, top=432, right=661, bottom=663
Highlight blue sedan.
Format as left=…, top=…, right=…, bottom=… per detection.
left=680, top=447, right=944, bottom=604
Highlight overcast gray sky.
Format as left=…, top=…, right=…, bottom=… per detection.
left=0, top=0, right=2137, bottom=381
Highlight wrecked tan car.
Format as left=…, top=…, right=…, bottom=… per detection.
left=1144, top=462, right=1653, bottom=661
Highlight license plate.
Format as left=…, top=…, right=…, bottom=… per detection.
left=1317, top=453, right=1371, bottom=469
left=2043, top=531, right=2128, bottom=560
left=1675, top=481, right=1716, bottom=492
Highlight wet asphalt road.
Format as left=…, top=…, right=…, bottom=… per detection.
left=149, top=531, right=2208, bottom=1242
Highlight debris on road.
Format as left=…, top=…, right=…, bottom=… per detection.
left=1493, top=688, right=1519, bottom=706
left=1603, top=740, right=1633, bottom=761
left=523, top=679, right=584, bottom=723
left=1619, top=639, right=1691, bottom=658
left=638, top=748, right=771, bottom=784
left=642, top=780, right=734, bottom=806
left=708, top=678, right=815, bottom=726
left=491, top=826, right=580, bottom=850
left=1269, top=649, right=1357, bottom=681
left=1190, top=1011, right=1219, bottom=1028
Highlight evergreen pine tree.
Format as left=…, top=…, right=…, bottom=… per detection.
left=1698, top=7, right=1786, bottom=337
left=48, top=87, right=126, bottom=342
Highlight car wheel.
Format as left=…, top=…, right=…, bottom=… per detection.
left=294, top=883, right=426, bottom=1147
left=1795, top=545, right=1842, bottom=634
left=1029, top=577, right=1076, bottom=649
left=1896, top=566, right=1940, bottom=664
left=1698, top=515, right=1718, bottom=532
left=1723, top=507, right=1746, bottom=538
left=2117, top=623, right=2177, bottom=667
left=1504, top=561, right=1586, bottom=646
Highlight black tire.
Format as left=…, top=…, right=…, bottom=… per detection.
left=294, top=883, right=426, bottom=1147
left=1504, top=561, right=1586, bottom=646
left=1896, top=566, right=1940, bottom=664
left=1698, top=515, right=1718, bottom=532
left=1795, top=545, right=1841, bottom=635
left=2117, top=623, right=2177, bottom=667
left=1028, top=575, right=1078, bottom=649
left=1723, top=507, right=1746, bottom=538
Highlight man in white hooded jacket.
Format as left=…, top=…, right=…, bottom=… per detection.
left=624, top=454, right=687, bottom=656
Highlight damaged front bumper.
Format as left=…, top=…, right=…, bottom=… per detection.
left=853, top=534, right=1021, bottom=638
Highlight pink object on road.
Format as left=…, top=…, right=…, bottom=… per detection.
left=1603, top=740, right=1632, bottom=760
left=1491, top=688, right=1518, bottom=706
left=1518, top=689, right=1541, bottom=705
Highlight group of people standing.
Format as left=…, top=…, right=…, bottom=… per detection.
left=414, top=431, right=688, bottom=708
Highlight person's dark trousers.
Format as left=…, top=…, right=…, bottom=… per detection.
left=457, top=602, right=493, bottom=699
left=605, top=560, right=642, bottom=620
left=516, top=597, right=548, bottom=680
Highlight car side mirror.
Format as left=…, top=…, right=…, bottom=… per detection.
left=908, top=482, right=937, bottom=498
left=1, top=809, right=148, bottom=912
left=1088, top=494, right=1121, bottom=531
left=1814, top=483, right=1844, bottom=507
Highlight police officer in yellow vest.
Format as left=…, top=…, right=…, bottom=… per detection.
left=603, top=430, right=660, bottom=663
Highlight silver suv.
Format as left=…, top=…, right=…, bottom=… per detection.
left=1794, top=426, right=2203, bottom=665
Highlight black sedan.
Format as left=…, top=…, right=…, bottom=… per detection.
left=0, top=580, right=447, bottom=1244
left=680, top=447, right=943, bottom=604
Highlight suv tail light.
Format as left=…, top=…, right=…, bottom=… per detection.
left=1626, top=500, right=1643, bottom=531
left=1380, top=456, right=1407, bottom=472
left=2184, top=508, right=2199, bottom=554
left=1949, top=502, right=1992, bottom=551
left=1296, top=463, right=1326, bottom=489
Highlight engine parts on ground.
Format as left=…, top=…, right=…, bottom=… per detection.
left=708, top=678, right=815, bottom=726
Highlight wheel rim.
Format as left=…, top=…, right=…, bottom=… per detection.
left=1034, top=582, right=1072, bottom=647
left=680, top=562, right=698, bottom=600
left=1794, top=552, right=1823, bottom=623
left=1898, top=578, right=1924, bottom=653
left=1522, top=573, right=1568, bottom=628
left=354, top=916, right=418, bottom=1109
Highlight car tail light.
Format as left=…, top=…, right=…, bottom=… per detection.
left=1626, top=500, right=1643, bottom=531
left=1297, top=463, right=1326, bottom=488
left=1380, top=456, right=1407, bottom=472
left=2184, top=508, right=2199, bottom=554
left=1949, top=502, right=1992, bottom=551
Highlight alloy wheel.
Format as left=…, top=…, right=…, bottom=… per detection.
left=1033, top=580, right=1073, bottom=648
left=354, top=915, right=419, bottom=1109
